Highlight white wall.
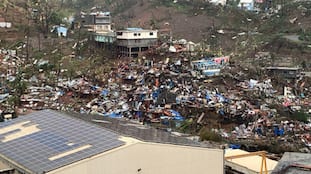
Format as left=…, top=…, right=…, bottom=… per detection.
left=95, top=24, right=112, bottom=32
left=209, top=0, right=227, bottom=6
left=117, top=30, right=158, bottom=40
left=48, top=142, right=224, bottom=174
left=0, top=22, right=12, bottom=28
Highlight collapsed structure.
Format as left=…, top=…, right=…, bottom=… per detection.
left=0, top=4, right=311, bottom=173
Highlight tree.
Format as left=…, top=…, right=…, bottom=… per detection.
left=227, top=0, right=240, bottom=7
left=76, top=0, right=95, bottom=10
left=8, top=69, right=28, bottom=106
left=31, top=0, right=64, bottom=36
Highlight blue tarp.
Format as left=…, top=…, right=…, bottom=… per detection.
left=169, top=109, right=181, bottom=117
left=256, top=127, right=263, bottom=135
left=173, top=115, right=184, bottom=121
left=90, top=85, right=99, bottom=91
left=218, top=109, right=225, bottom=116
left=169, top=110, right=185, bottom=121
left=189, top=96, right=196, bottom=101
left=101, top=89, right=109, bottom=96
left=139, top=94, right=146, bottom=101
left=169, top=80, right=174, bottom=88
left=104, top=112, right=122, bottom=118
left=152, top=90, right=159, bottom=99
left=216, top=94, right=225, bottom=102
left=229, top=144, right=241, bottom=149
left=56, top=26, right=68, bottom=37
left=273, top=126, right=284, bottom=136
left=135, top=111, right=143, bottom=118
left=205, top=94, right=211, bottom=100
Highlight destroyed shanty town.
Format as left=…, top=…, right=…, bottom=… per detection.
left=0, top=0, right=311, bottom=173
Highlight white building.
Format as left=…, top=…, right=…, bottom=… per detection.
left=116, top=28, right=157, bottom=40
left=116, top=28, right=158, bottom=57
left=209, top=0, right=227, bottom=6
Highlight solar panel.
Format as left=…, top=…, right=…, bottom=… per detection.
left=0, top=110, right=125, bottom=173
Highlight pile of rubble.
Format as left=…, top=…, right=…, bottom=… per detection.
left=1, top=45, right=311, bottom=152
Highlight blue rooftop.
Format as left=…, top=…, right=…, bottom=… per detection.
left=126, top=27, right=144, bottom=31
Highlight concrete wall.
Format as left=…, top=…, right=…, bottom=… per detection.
left=95, top=25, right=112, bottom=32
left=94, top=34, right=116, bottom=43
left=48, top=142, right=224, bottom=174
left=117, top=39, right=157, bottom=47
left=117, top=30, right=157, bottom=40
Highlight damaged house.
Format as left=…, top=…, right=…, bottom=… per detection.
left=191, top=56, right=230, bottom=77
left=83, top=11, right=116, bottom=44
left=265, top=67, right=302, bottom=79
left=0, top=16, right=11, bottom=28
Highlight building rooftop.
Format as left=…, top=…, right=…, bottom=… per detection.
left=225, top=149, right=278, bottom=173
left=118, top=28, right=157, bottom=32
left=0, top=110, right=124, bottom=174
left=65, top=111, right=216, bottom=148
left=265, top=67, right=301, bottom=71
left=126, top=28, right=144, bottom=31
left=89, top=11, right=110, bottom=17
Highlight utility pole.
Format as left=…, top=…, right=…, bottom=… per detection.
left=77, top=22, right=81, bottom=58
left=281, top=0, right=285, bottom=17
left=26, top=0, right=31, bottom=62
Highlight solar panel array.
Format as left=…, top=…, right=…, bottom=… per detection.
left=0, top=110, right=125, bottom=174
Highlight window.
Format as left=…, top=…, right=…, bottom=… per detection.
left=117, top=32, right=123, bottom=36
left=150, top=32, right=153, bottom=36
left=134, top=33, right=137, bottom=36
left=138, top=33, right=141, bottom=36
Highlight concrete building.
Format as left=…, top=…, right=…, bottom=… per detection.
left=116, top=28, right=158, bottom=57
left=83, top=11, right=116, bottom=44
left=0, top=110, right=224, bottom=174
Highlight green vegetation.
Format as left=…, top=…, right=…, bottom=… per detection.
left=299, top=31, right=311, bottom=42
left=227, top=0, right=240, bottom=7
left=199, top=127, right=222, bottom=142
left=7, top=69, right=28, bottom=107
left=178, top=118, right=197, bottom=134
left=150, top=0, right=194, bottom=13
left=111, top=0, right=138, bottom=15
left=290, top=111, right=309, bottom=123
left=72, top=0, right=95, bottom=10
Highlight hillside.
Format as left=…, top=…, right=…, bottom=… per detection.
left=0, top=0, right=311, bottom=68
left=0, top=0, right=28, bottom=41
left=106, top=0, right=311, bottom=68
